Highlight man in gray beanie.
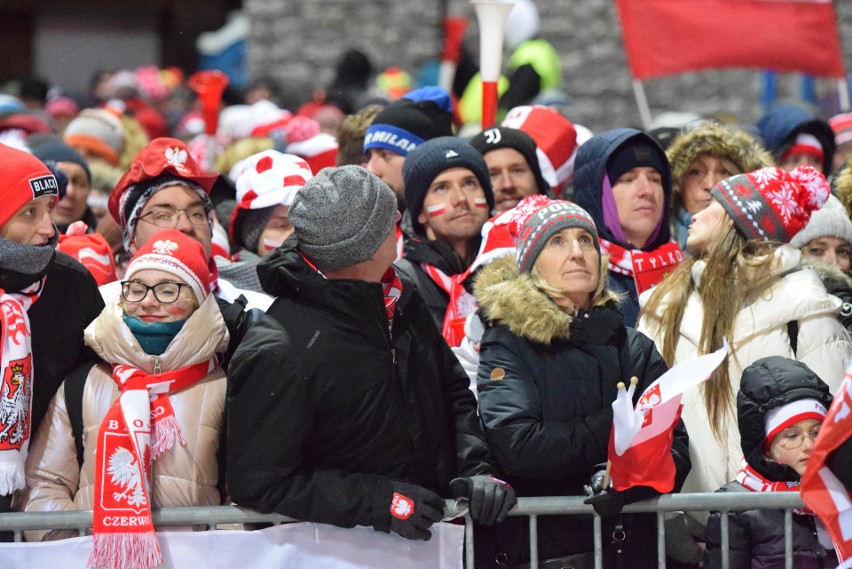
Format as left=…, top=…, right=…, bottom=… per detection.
left=227, top=165, right=516, bottom=545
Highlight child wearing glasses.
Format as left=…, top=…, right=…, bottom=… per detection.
left=704, top=356, right=838, bottom=569
left=19, top=229, right=230, bottom=567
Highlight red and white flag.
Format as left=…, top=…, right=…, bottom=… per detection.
left=608, top=341, right=728, bottom=493
left=615, top=0, right=846, bottom=80
left=801, top=363, right=852, bottom=563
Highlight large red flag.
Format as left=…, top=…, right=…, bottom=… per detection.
left=608, top=342, right=728, bottom=492
left=801, top=366, right=852, bottom=563
left=615, top=0, right=846, bottom=80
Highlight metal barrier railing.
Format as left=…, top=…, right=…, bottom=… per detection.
left=0, top=492, right=806, bottom=569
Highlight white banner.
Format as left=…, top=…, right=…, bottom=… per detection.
left=0, top=521, right=465, bottom=569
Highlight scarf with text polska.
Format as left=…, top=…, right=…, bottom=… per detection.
left=0, top=279, right=43, bottom=495
left=600, top=238, right=683, bottom=296
left=88, top=358, right=215, bottom=569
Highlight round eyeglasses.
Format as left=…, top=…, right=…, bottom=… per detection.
left=121, top=281, right=191, bottom=304
left=775, top=425, right=821, bottom=450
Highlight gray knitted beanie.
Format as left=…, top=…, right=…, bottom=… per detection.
left=290, top=165, right=397, bottom=272
left=790, top=194, right=852, bottom=248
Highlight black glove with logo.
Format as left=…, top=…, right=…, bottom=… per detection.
left=386, top=481, right=445, bottom=541
left=449, top=475, right=517, bottom=525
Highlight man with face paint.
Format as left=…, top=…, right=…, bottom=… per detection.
left=396, top=137, right=495, bottom=329
left=0, top=144, right=104, bottom=517
left=217, top=150, right=313, bottom=293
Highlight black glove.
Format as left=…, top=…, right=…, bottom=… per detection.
left=584, top=488, right=626, bottom=517
left=449, top=475, right=517, bottom=525
left=582, top=464, right=609, bottom=498
left=387, top=481, right=444, bottom=541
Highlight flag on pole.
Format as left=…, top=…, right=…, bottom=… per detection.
left=801, top=363, right=852, bottom=563
left=608, top=341, right=729, bottom=493
left=615, top=0, right=846, bottom=80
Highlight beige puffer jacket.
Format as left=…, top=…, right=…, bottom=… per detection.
left=637, top=245, right=851, bottom=499
left=19, top=293, right=230, bottom=541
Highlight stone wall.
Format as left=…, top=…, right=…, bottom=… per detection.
left=245, top=0, right=852, bottom=132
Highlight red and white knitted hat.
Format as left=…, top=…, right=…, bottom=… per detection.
left=230, top=150, right=313, bottom=244
left=124, top=229, right=211, bottom=302
left=709, top=166, right=830, bottom=243
left=764, top=398, right=827, bottom=449
left=502, top=105, right=577, bottom=190
left=829, top=112, right=852, bottom=147
left=58, top=224, right=118, bottom=286
left=284, top=116, right=339, bottom=174
left=780, top=133, right=824, bottom=164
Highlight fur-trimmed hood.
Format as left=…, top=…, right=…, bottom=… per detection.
left=473, top=255, right=619, bottom=344
left=802, top=255, right=852, bottom=293
left=667, top=122, right=772, bottom=195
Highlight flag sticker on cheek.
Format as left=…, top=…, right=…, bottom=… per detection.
left=427, top=204, right=446, bottom=217
left=474, top=197, right=488, bottom=209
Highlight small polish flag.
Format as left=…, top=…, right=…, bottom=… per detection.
left=608, top=340, right=728, bottom=493
left=474, top=197, right=489, bottom=209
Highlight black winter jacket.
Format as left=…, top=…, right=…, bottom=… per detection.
left=572, top=128, right=675, bottom=327
left=226, top=239, right=495, bottom=531
left=704, top=356, right=837, bottom=569
left=0, top=251, right=104, bottom=436
left=474, top=257, right=691, bottom=566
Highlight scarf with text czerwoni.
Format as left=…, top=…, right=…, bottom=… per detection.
left=0, top=279, right=43, bottom=495
left=88, top=358, right=215, bottom=569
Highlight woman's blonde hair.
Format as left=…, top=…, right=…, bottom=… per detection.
left=639, top=225, right=783, bottom=438
left=529, top=253, right=622, bottom=312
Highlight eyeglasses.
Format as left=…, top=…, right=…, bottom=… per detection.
left=137, top=206, right=210, bottom=228
left=121, top=281, right=191, bottom=304
left=775, top=425, right=821, bottom=450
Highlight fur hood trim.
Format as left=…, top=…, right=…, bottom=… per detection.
left=473, top=255, right=618, bottom=344
left=667, top=123, right=772, bottom=193
left=802, top=256, right=852, bottom=291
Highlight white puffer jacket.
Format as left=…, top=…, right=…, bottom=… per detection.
left=637, top=245, right=851, bottom=496
left=19, top=294, right=230, bottom=540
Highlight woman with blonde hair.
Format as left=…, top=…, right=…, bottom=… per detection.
left=475, top=196, right=690, bottom=568
left=637, top=166, right=851, bottom=562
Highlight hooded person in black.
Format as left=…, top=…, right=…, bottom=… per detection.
left=573, top=128, right=683, bottom=327
left=704, top=356, right=838, bottom=569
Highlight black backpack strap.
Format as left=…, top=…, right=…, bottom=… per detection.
left=787, top=320, right=799, bottom=356
left=63, top=360, right=98, bottom=469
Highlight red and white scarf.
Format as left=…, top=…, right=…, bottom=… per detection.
left=420, top=262, right=479, bottom=347
left=382, top=267, right=403, bottom=335
left=600, top=239, right=684, bottom=296
left=736, top=458, right=801, bottom=493
left=88, top=358, right=215, bottom=569
left=735, top=458, right=812, bottom=515
left=0, top=280, right=42, bottom=495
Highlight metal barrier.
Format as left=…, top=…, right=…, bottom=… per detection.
left=0, top=492, right=806, bottom=569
